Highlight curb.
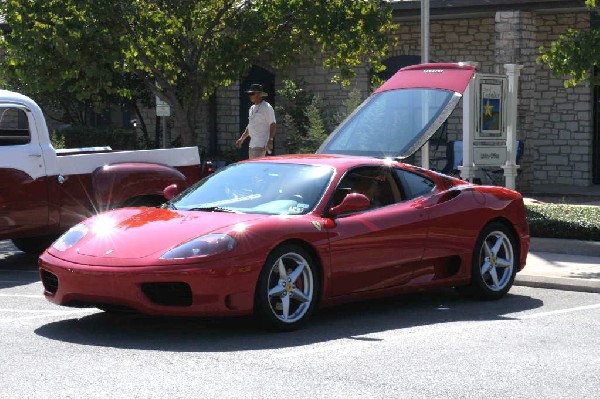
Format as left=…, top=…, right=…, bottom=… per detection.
left=514, top=275, right=600, bottom=294
left=530, top=237, right=600, bottom=257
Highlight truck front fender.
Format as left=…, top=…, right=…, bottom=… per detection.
left=92, top=163, right=189, bottom=208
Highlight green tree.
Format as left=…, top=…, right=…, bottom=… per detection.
left=538, top=0, right=600, bottom=87
left=0, top=0, right=396, bottom=147
left=300, top=97, right=328, bottom=153
left=277, top=79, right=364, bottom=153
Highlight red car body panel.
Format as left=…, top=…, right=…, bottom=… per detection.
left=39, top=155, right=530, bottom=317
left=374, top=63, right=476, bottom=94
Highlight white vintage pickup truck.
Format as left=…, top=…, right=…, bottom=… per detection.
left=0, top=89, right=204, bottom=253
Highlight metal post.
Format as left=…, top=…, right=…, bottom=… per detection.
left=421, top=0, right=430, bottom=64
left=459, top=77, right=477, bottom=182
left=502, top=64, right=523, bottom=190
left=421, top=0, right=430, bottom=169
left=162, top=117, right=168, bottom=148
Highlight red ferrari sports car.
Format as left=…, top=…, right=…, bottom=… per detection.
left=39, top=63, right=530, bottom=331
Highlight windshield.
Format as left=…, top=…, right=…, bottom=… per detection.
left=318, top=88, right=458, bottom=158
left=171, top=162, right=334, bottom=215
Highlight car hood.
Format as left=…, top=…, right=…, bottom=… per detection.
left=317, top=63, right=475, bottom=159
left=62, top=207, right=264, bottom=259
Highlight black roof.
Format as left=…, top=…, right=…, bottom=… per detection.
left=391, top=0, right=589, bottom=18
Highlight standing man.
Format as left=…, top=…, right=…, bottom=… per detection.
left=236, top=84, right=276, bottom=159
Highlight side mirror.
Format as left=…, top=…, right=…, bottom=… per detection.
left=163, top=184, right=180, bottom=201
left=329, top=193, right=370, bottom=216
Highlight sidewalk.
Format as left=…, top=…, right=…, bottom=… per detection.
left=516, top=238, right=600, bottom=294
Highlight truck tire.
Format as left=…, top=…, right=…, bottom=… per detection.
left=11, top=235, right=56, bottom=255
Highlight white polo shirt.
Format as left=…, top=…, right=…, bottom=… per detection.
left=247, top=101, right=276, bottom=147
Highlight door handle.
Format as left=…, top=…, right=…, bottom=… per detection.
left=28, top=153, right=42, bottom=158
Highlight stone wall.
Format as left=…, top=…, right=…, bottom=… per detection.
left=531, top=12, right=592, bottom=187
left=215, top=83, right=241, bottom=159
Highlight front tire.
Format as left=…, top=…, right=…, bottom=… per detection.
left=255, top=244, right=320, bottom=331
left=458, top=222, right=518, bottom=300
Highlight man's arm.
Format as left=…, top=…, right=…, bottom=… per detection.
left=236, top=127, right=249, bottom=148
left=267, top=122, right=276, bottom=152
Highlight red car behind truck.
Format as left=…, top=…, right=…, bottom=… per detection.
left=0, top=89, right=205, bottom=253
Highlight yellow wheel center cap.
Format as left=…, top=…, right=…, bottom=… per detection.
left=286, top=282, right=293, bottom=292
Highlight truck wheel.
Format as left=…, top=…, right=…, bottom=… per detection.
left=11, top=235, right=56, bottom=255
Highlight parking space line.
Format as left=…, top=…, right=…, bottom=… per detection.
left=0, top=308, right=97, bottom=323
left=0, top=280, right=39, bottom=284
left=0, top=269, right=38, bottom=273
left=0, top=281, right=41, bottom=286
left=0, top=293, right=44, bottom=298
left=516, top=303, right=600, bottom=319
left=0, top=308, right=61, bottom=313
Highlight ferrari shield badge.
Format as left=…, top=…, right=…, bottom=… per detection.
left=311, top=221, right=322, bottom=231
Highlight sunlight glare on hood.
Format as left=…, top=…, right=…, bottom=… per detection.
left=92, top=215, right=117, bottom=238
left=232, top=223, right=248, bottom=233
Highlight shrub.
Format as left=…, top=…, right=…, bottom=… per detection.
left=526, top=204, right=600, bottom=241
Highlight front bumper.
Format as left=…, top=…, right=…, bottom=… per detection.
left=39, top=251, right=260, bottom=317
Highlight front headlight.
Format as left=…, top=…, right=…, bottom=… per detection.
left=160, top=233, right=237, bottom=260
left=52, top=223, right=89, bottom=252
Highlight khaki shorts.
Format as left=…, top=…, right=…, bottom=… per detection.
left=249, top=147, right=267, bottom=159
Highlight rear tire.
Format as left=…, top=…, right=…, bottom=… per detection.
left=457, top=222, right=518, bottom=300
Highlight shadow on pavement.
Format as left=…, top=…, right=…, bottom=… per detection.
left=0, top=240, right=40, bottom=288
left=35, top=289, right=543, bottom=352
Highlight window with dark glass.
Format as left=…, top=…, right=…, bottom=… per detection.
left=394, top=169, right=435, bottom=200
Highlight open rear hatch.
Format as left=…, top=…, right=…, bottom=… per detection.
left=317, top=63, right=476, bottom=159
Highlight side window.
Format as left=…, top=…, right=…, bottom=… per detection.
left=395, top=169, right=435, bottom=200
left=333, top=166, right=402, bottom=209
left=0, top=107, right=30, bottom=146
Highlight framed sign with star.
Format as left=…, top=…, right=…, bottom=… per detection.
left=475, top=76, right=506, bottom=139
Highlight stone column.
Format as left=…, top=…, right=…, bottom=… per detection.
left=502, top=64, right=524, bottom=190
left=495, top=11, right=536, bottom=190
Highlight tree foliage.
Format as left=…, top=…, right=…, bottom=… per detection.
left=0, top=0, right=396, bottom=147
left=538, top=0, right=600, bottom=87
